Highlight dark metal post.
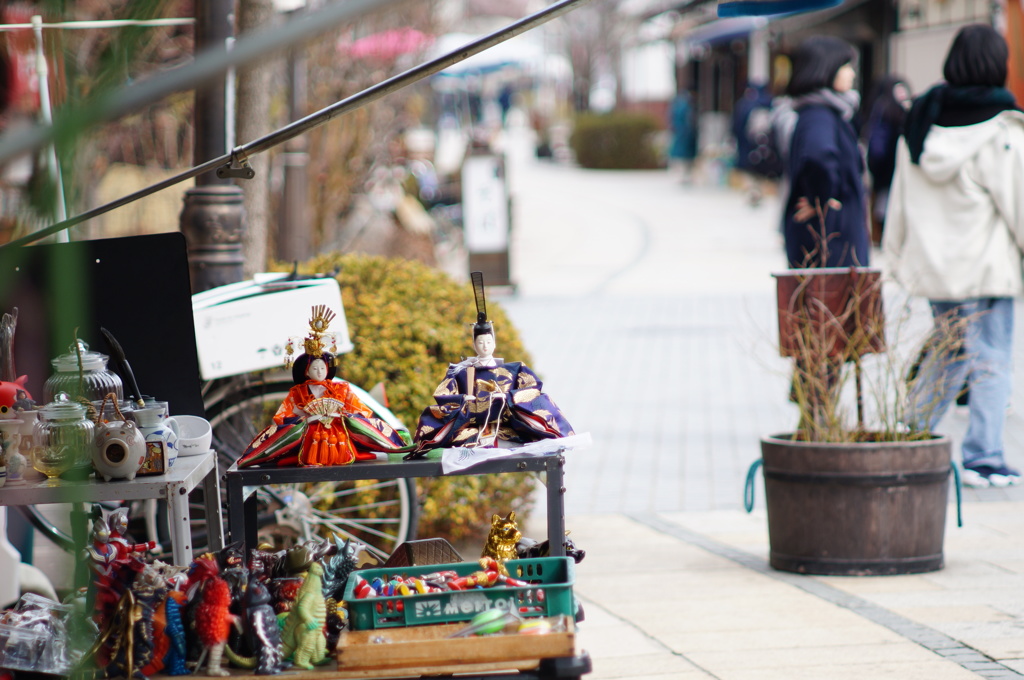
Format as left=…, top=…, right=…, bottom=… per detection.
left=278, top=19, right=310, bottom=263
left=181, top=0, right=246, bottom=292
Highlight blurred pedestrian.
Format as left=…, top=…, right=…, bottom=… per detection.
left=732, top=82, right=777, bottom=205
left=884, top=23, right=1024, bottom=488
left=783, top=36, right=868, bottom=268
left=862, top=75, right=912, bottom=245
left=668, top=90, right=698, bottom=184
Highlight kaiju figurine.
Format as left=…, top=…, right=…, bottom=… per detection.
left=194, top=576, right=235, bottom=676
left=225, top=576, right=287, bottom=674
left=280, top=562, right=328, bottom=669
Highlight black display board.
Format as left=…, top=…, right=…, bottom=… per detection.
left=0, top=233, right=205, bottom=416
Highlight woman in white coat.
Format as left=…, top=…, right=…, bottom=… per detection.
left=884, top=23, right=1024, bottom=488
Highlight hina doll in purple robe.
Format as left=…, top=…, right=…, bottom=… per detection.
left=408, top=273, right=574, bottom=456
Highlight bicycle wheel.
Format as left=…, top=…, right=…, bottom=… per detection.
left=203, top=374, right=418, bottom=561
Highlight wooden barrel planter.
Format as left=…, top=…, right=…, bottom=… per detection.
left=761, top=434, right=952, bottom=576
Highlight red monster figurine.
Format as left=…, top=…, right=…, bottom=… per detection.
left=195, top=574, right=235, bottom=676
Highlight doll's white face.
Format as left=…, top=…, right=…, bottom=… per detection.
left=474, top=333, right=496, bottom=359
left=306, top=358, right=329, bottom=382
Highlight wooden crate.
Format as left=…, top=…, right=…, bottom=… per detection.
left=335, top=616, right=575, bottom=677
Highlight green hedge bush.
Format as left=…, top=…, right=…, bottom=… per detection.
left=296, top=253, right=537, bottom=545
left=569, top=111, right=663, bottom=169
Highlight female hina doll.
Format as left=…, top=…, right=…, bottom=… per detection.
left=238, top=306, right=411, bottom=467
left=408, top=273, right=574, bottom=456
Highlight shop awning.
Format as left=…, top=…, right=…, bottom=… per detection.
left=684, top=15, right=768, bottom=47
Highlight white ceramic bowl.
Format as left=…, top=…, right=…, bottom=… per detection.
left=175, top=415, right=212, bottom=456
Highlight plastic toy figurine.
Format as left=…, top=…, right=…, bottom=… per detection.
left=224, top=576, right=287, bottom=675
left=182, top=555, right=225, bottom=669
left=194, top=573, right=235, bottom=676
left=128, top=562, right=172, bottom=678
left=108, top=507, right=157, bottom=559
left=280, top=562, right=328, bottom=669
left=162, top=590, right=190, bottom=676
left=237, top=305, right=412, bottom=468
left=409, top=272, right=575, bottom=456
left=481, top=511, right=522, bottom=576
left=320, top=536, right=362, bottom=602
left=82, top=515, right=129, bottom=629
left=517, top=532, right=587, bottom=564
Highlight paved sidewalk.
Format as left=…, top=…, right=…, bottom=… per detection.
left=499, top=126, right=1024, bottom=679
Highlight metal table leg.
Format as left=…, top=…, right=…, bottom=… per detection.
left=546, top=454, right=566, bottom=557
left=203, top=465, right=225, bottom=553
left=166, top=480, right=192, bottom=566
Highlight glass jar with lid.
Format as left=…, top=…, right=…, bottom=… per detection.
left=33, top=393, right=96, bottom=482
left=42, top=340, right=124, bottom=405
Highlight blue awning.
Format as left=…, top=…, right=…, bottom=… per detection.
left=718, top=0, right=843, bottom=17
left=684, top=16, right=768, bottom=46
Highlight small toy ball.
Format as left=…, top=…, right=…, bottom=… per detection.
left=469, top=609, right=508, bottom=635
left=518, top=618, right=552, bottom=635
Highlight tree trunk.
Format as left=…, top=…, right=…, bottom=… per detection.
left=236, top=0, right=276, bottom=275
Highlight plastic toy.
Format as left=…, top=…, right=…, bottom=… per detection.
left=280, top=562, right=328, bottom=669
left=108, top=507, right=157, bottom=559
left=194, top=574, right=235, bottom=676
left=224, top=576, right=287, bottom=675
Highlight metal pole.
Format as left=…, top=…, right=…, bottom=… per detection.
left=31, top=15, right=68, bottom=243
left=278, top=12, right=309, bottom=264
left=0, top=0, right=597, bottom=249
left=181, top=0, right=245, bottom=292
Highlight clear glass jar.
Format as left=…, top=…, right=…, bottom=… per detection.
left=33, top=393, right=95, bottom=480
left=42, top=340, right=124, bottom=405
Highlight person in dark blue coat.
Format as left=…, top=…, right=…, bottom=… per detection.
left=783, top=36, right=869, bottom=268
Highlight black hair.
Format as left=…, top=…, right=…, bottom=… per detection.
left=787, top=36, right=858, bottom=97
left=473, top=321, right=494, bottom=338
left=291, top=351, right=337, bottom=384
left=943, top=24, right=1008, bottom=87
left=864, top=75, right=911, bottom=130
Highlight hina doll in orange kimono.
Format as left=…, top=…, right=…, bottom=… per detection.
left=238, top=306, right=412, bottom=467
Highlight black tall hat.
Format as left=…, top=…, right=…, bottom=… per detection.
left=471, top=271, right=493, bottom=337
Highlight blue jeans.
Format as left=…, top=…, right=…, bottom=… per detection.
left=908, top=298, right=1013, bottom=469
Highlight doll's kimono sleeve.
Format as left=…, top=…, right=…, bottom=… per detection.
left=507, top=364, right=575, bottom=439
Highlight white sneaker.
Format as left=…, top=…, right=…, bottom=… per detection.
left=961, top=468, right=991, bottom=489
left=986, top=469, right=1021, bottom=488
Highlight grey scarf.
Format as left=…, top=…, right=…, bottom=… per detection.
left=794, top=88, right=860, bottom=122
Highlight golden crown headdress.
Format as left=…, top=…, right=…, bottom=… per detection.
left=284, top=305, right=340, bottom=368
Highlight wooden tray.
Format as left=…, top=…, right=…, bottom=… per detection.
left=335, top=616, right=575, bottom=677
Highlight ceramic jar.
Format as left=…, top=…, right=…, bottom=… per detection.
left=43, top=340, right=124, bottom=404
left=93, top=406, right=146, bottom=482
left=133, top=406, right=179, bottom=475
left=33, top=394, right=95, bottom=480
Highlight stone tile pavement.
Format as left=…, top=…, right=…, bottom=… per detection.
left=499, top=125, right=1024, bottom=678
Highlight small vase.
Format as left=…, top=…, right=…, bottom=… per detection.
left=132, top=407, right=179, bottom=475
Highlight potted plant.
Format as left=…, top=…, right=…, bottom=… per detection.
left=751, top=250, right=960, bottom=576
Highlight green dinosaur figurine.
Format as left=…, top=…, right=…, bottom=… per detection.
left=280, top=562, right=329, bottom=669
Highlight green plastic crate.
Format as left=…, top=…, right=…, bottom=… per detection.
left=343, top=557, right=576, bottom=630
